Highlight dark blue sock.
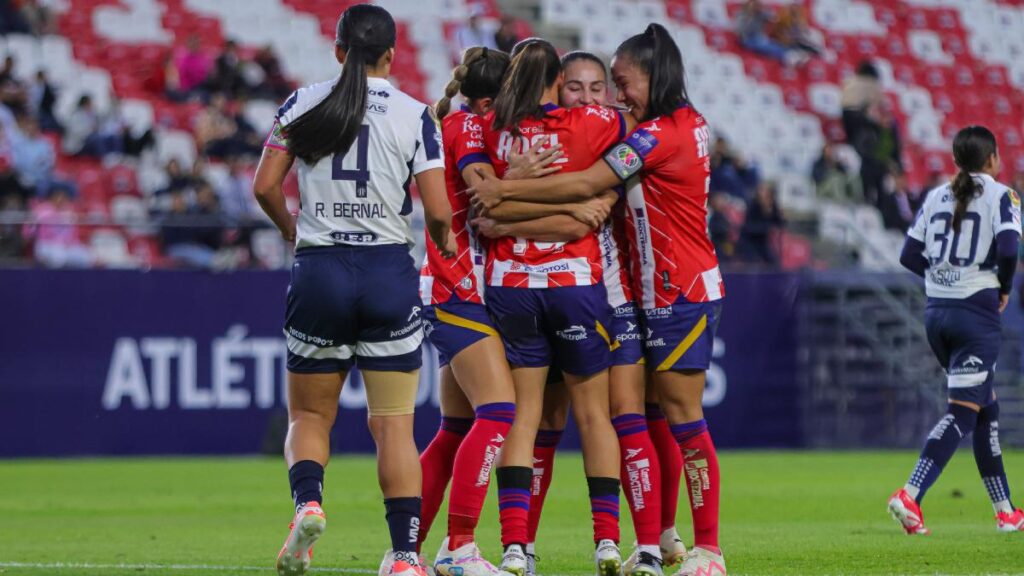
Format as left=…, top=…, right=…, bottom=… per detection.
left=906, top=404, right=977, bottom=503
left=384, top=497, right=421, bottom=554
left=288, top=460, right=324, bottom=510
left=974, top=402, right=1014, bottom=512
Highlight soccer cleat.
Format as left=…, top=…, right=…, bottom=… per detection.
left=594, top=539, right=623, bottom=576
left=434, top=539, right=498, bottom=576
left=390, top=555, right=430, bottom=576
left=276, top=502, right=326, bottom=576
left=996, top=508, right=1024, bottom=532
left=498, top=544, right=528, bottom=576
left=887, top=489, right=930, bottom=535
left=524, top=543, right=537, bottom=576
left=673, top=547, right=725, bottom=576
left=660, top=528, right=687, bottom=566
left=627, top=552, right=663, bottom=576
left=381, top=549, right=435, bottom=576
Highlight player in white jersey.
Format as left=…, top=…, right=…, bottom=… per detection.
left=252, top=6, right=456, bottom=576
left=889, top=126, right=1024, bottom=535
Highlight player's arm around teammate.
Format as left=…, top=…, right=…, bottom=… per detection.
left=468, top=26, right=728, bottom=576
left=254, top=6, right=454, bottom=576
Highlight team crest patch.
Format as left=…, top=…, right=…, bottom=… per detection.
left=1009, top=189, right=1020, bottom=208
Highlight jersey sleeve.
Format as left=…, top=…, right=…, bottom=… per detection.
left=264, top=91, right=300, bottom=151
left=451, top=114, right=490, bottom=173
left=580, top=105, right=627, bottom=158
left=907, top=199, right=928, bottom=241
left=413, top=107, right=445, bottom=175
left=994, top=187, right=1022, bottom=236
left=603, top=121, right=665, bottom=182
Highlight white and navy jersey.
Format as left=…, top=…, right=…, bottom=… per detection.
left=908, top=172, right=1022, bottom=299
left=266, top=76, right=445, bottom=249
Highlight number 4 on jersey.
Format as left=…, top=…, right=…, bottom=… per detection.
left=332, top=125, right=371, bottom=197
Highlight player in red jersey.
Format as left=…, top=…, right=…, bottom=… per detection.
left=406, top=47, right=605, bottom=576
left=474, top=51, right=684, bottom=576
left=469, top=25, right=727, bottom=576
left=475, top=38, right=640, bottom=576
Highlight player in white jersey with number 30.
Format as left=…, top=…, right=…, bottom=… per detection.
left=889, top=125, right=1024, bottom=536
left=252, top=5, right=457, bottom=576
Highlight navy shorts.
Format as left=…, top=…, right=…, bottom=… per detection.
left=642, top=298, right=723, bottom=372
left=610, top=303, right=644, bottom=366
left=285, top=245, right=423, bottom=373
left=486, top=284, right=613, bottom=377
left=925, top=293, right=1001, bottom=406
left=424, top=299, right=498, bottom=366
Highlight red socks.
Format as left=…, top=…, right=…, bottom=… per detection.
left=587, top=476, right=621, bottom=543
left=527, top=429, right=562, bottom=543
left=418, top=416, right=472, bottom=551
left=446, top=403, right=514, bottom=549
left=497, top=466, right=533, bottom=547
left=613, top=414, right=662, bottom=546
left=671, top=419, right=720, bottom=551
left=646, top=403, right=683, bottom=531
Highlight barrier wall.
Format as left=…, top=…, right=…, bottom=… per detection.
left=0, top=269, right=801, bottom=456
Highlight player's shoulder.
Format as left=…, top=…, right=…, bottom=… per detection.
left=572, top=104, right=620, bottom=125
left=277, top=77, right=337, bottom=124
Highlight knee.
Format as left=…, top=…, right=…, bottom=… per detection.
left=540, top=403, right=569, bottom=430
left=367, top=414, right=414, bottom=444
left=572, top=402, right=610, bottom=433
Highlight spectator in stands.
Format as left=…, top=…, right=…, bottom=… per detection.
left=0, top=56, right=28, bottom=114
left=194, top=93, right=262, bottom=159
left=736, top=0, right=805, bottom=66
left=148, top=51, right=185, bottom=102
left=710, top=136, right=760, bottom=200
left=63, top=95, right=154, bottom=158
left=216, top=156, right=263, bottom=225
left=0, top=193, right=25, bottom=261
left=453, top=4, right=496, bottom=63
left=0, top=0, right=31, bottom=34
left=739, top=181, right=785, bottom=265
left=159, top=187, right=223, bottom=269
left=840, top=61, right=884, bottom=146
left=879, top=170, right=916, bottom=231
left=155, top=158, right=195, bottom=196
left=708, top=192, right=735, bottom=262
left=0, top=122, right=27, bottom=201
left=18, top=0, right=53, bottom=36
left=812, top=143, right=863, bottom=203
left=29, top=187, right=92, bottom=268
left=207, top=40, right=249, bottom=98
left=770, top=5, right=822, bottom=57
left=855, top=99, right=903, bottom=207
left=174, top=35, right=212, bottom=98
left=11, top=115, right=75, bottom=198
left=494, top=15, right=519, bottom=53
left=253, top=45, right=292, bottom=100
left=28, top=70, right=59, bottom=133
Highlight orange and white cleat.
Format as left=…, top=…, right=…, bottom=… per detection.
left=996, top=508, right=1024, bottom=532
left=389, top=552, right=430, bottom=576
left=887, top=489, right=930, bottom=535
left=276, top=502, right=327, bottom=576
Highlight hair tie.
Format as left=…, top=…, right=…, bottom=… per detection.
left=482, top=47, right=488, bottom=58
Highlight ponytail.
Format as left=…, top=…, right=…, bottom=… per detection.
left=284, top=4, right=395, bottom=165
left=615, top=23, right=691, bottom=120
left=435, top=53, right=474, bottom=119
left=492, top=38, right=560, bottom=135
left=435, top=46, right=509, bottom=118
left=950, top=125, right=998, bottom=232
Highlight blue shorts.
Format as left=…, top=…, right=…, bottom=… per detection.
left=925, top=292, right=1001, bottom=406
left=424, top=300, right=498, bottom=366
left=285, top=245, right=423, bottom=373
left=486, top=284, right=613, bottom=377
left=642, top=299, right=723, bottom=372
left=610, top=303, right=644, bottom=366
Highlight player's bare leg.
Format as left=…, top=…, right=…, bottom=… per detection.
left=611, top=364, right=664, bottom=576
left=277, top=371, right=344, bottom=576
left=565, top=369, right=623, bottom=576
left=656, top=370, right=725, bottom=576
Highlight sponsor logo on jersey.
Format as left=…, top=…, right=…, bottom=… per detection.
left=625, top=447, right=644, bottom=460
left=330, top=231, right=378, bottom=243
left=476, top=439, right=503, bottom=488
left=585, top=105, right=615, bottom=123
left=367, top=102, right=388, bottom=115
left=625, top=456, right=652, bottom=510
left=556, top=325, right=589, bottom=341
left=408, top=306, right=422, bottom=321
left=627, top=321, right=637, bottom=332
left=369, top=88, right=390, bottom=98
left=928, top=268, right=961, bottom=287
left=390, top=317, right=423, bottom=339
left=287, top=326, right=334, bottom=347
left=627, top=129, right=659, bottom=158
left=1010, top=189, right=1021, bottom=208
left=684, top=456, right=710, bottom=509
left=459, top=276, right=474, bottom=290
left=507, top=260, right=572, bottom=274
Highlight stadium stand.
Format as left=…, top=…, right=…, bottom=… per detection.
left=0, top=0, right=1022, bottom=272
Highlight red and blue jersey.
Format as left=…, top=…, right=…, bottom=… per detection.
left=603, top=105, right=723, bottom=309
left=482, top=103, right=627, bottom=288
left=420, top=106, right=490, bottom=305
left=598, top=199, right=635, bottom=307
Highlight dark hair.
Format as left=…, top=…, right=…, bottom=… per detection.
left=492, top=37, right=561, bottom=134
left=950, top=125, right=998, bottom=232
left=614, top=23, right=690, bottom=120
left=856, top=60, right=879, bottom=79
left=434, top=47, right=510, bottom=118
left=561, top=50, right=606, bottom=77
left=284, top=4, right=396, bottom=165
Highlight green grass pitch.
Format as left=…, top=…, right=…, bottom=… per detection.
left=1, top=451, right=1022, bottom=575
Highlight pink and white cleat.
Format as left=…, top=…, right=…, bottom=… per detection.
left=673, top=547, right=725, bottom=576
left=276, top=502, right=327, bottom=576
left=996, top=508, right=1024, bottom=532
left=390, top=554, right=431, bottom=576
left=887, top=489, right=930, bottom=535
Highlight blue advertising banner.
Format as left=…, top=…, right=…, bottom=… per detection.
left=0, top=269, right=801, bottom=457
